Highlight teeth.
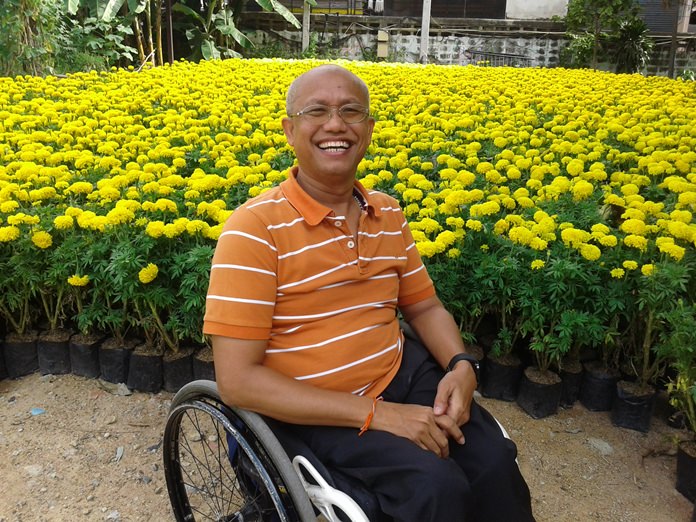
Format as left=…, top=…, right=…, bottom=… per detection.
left=319, top=141, right=349, bottom=150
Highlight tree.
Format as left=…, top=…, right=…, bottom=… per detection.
left=0, top=0, right=63, bottom=76
left=565, top=0, right=640, bottom=69
left=612, top=17, right=653, bottom=73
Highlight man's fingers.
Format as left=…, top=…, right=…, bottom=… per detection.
left=435, top=413, right=465, bottom=445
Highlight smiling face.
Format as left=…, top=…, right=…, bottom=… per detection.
left=282, top=65, right=375, bottom=187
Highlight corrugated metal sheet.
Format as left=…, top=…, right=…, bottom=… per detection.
left=638, top=0, right=679, bottom=33
left=384, top=0, right=506, bottom=19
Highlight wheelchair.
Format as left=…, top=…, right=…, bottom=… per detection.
left=163, top=379, right=381, bottom=522
left=163, top=379, right=513, bottom=522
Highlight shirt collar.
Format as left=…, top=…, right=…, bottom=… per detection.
left=280, top=166, right=380, bottom=226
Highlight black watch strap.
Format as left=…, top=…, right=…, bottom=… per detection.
left=446, top=353, right=480, bottom=384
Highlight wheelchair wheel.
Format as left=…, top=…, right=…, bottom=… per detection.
left=163, top=380, right=316, bottom=522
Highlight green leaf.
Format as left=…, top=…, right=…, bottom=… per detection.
left=172, top=3, right=206, bottom=27
left=255, top=0, right=301, bottom=29
left=66, top=0, right=81, bottom=15
left=201, top=40, right=220, bottom=60
left=127, top=0, right=148, bottom=14
left=102, top=0, right=126, bottom=22
left=216, top=20, right=252, bottom=48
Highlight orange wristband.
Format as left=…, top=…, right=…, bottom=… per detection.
left=358, top=396, right=383, bottom=436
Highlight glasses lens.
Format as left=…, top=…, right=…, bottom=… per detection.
left=338, top=105, right=368, bottom=124
left=300, top=105, right=332, bottom=123
left=296, top=104, right=368, bottom=124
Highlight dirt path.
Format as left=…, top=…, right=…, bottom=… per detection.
left=0, top=373, right=692, bottom=521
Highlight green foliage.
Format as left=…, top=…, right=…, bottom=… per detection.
left=657, top=300, right=696, bottom=434
left=563, top=0, right=642, bottom=70
left=55, top=16, right=138, bottom=72
left=611, top=18, right=653, bottom=73
left=173, top=0, right=312, bottom=62
left=560, top=33, right=596, bottom=69
left=0, top=0, right=63, bottom=76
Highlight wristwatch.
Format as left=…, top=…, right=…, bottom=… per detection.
left=446, top=353, right=480, bottom=385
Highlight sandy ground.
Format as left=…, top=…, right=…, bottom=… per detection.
left=0, top=372, right=693, bottom=522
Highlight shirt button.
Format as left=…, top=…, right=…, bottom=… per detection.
left=334, top=221, right=342, bottom=227
left=347, top=240, right=355, bottom=248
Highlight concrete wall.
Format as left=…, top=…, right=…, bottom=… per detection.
left=506, top=0, right=568, bottom=20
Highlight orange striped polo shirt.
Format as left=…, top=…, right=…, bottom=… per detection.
left=203, top=167, right=436, bottom=398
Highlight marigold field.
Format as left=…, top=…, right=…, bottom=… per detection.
left=0, top=59, right=695, bottom=370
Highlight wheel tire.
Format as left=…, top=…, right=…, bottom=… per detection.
left=163, top=380, right=316, bottom=521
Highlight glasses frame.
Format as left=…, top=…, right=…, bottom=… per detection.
left=288, top=104, right=371, bottom=125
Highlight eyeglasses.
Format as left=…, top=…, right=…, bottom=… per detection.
left=289, top=104, right=370, bottom=125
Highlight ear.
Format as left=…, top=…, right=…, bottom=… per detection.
left=282, top=117, right=295, bottom=147
left=366, top=117, right=375, bottom=141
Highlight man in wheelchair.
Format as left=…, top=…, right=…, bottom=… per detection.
left=202, top=64, right=535, bottom=521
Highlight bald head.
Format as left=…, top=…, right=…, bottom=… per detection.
left=286, top=64, right=370, bottom=115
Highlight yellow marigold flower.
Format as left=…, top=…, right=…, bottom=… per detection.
left=0, top=225, right=20, bottom=242
left=476, top=162, right=494, bottom=174
left=145, top=221, right=165, bottom=238
left=531, top=260, right=545, bottom=270
left=456, top=170, right=476, bottom=186
left=418, top=208, right=436, bottom=219
left=466, top=219, right=483, bottom=231
left=624, top=234, right=648, bottom=252
left=404, top=203, right=420, bottom=217
left=447, top=248, right=461, bottom=259
left=657, top=240, right=686, bottom=261
left=529, top=237, right=548, bottom=251
left=54, top=215, right=74, bottom=230
left=622, top=208, right=646, bottom=221
left=677, top=192, right=696, bottom=207
left=566, top=158, right=584, bottom=176
left=598, top=235, right=618, bottom=247
left=469, top=200, right=500, bottom=217
left=622, top=260, right=638, bottom=270
left=67, top=181, right=94, bottom=195
left=0, top=201, right=19, bottom=213
left=416, top=241, right=438, bottom=258
left=508, top=226, right=534, bottom=246
left=579, top=243, right=601, bottom=261
left=138, top=263, right=159, bottom=284
left=604, top=194, right=626, bottom=207
left=572, top=180, right=594, bottom=201
left=8, top=213, right=40, bottom=226
left=67, top=275, right=90, bottom=287
left=620, top=218, right=647, bottom=236
left=591, top=223, right=610, bottom=235
left=641, top=264, right=655, bottom=276
left=420, top=162, right=434, bottom=171
left=402, top=188, right=424, bottom=202
left=446, top=217, right=465, bottom=229
left=561, top=228, right=591, bottom=247
left=610, top=268, right=625, bottom=278
left=670, top=209, right=692, bottom=223
left=31, top=230, right=52, bottom=249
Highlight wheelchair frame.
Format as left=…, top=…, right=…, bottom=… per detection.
left=163, top=379, right=512, bottom=522
left=163, top=379, right=371, bottom=522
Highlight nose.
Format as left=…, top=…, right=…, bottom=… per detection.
left=322, top=108, right=348, bottom=130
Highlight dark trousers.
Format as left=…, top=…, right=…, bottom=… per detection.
left=281, top=337, right=535, bottom=522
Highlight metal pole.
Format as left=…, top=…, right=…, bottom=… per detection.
left=420, top=0, right=432, bottom=64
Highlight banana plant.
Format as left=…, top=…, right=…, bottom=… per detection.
left=173, top=0, right=315, bottom=61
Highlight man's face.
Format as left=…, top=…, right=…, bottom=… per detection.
left=282, top=68, right=375, bottom=184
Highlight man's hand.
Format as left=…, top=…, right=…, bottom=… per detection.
left=433, top=362, right=476, bottom=435
left=372, top=401, right=464, bottom=458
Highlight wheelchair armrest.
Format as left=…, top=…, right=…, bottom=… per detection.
left=292, top=455, right=369, bottom=522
